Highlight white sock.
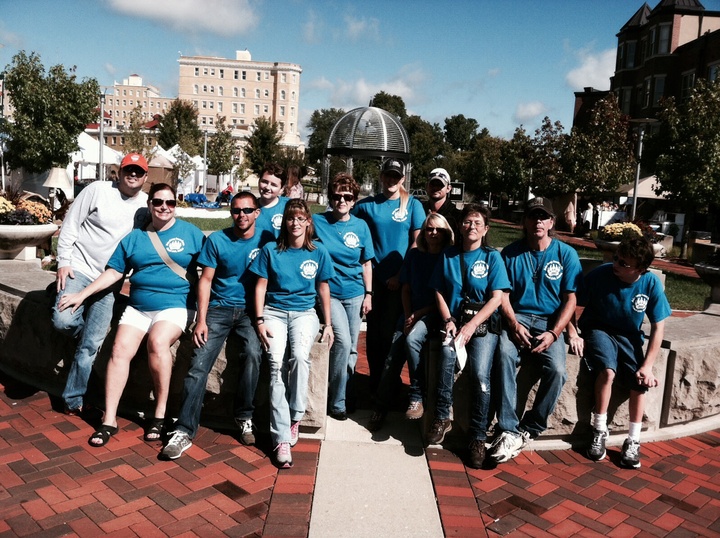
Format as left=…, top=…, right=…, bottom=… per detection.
left=628, top=422, right=642, bottom=442
left=592, top=412, right=608, bottom=432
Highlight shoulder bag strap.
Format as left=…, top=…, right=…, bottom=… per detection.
left=145, top=223, right=188, bottom=282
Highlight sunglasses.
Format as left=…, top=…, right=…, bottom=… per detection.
left=150, top=198, right=177, bottom=208
left=231, top=207, right=257, bottom=215
left=613, top=255, right=633, bottom=269
left=528, top=211, right=551, bottom=221
left=425, top=227, right=445, bottom=233
left=123, top=166, right=147, bottom=177
left=331, top=193, right=355, bottom=203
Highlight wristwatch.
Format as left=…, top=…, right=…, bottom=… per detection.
left=364, top=290, right=374, bottom=296
left=444, top=316, right=456, bottom=323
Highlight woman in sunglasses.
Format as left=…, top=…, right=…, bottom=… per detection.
left=58, top=183, right=205, bottom=447
left=313, top=173, right=375, bottom=421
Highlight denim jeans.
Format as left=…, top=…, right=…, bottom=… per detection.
left=264, top=306, right=319, bottom=446
left=51, top=272, right=116, bottom=410
left=328, top=295, right=364, bottom=414
left=375, top=313, right=438, bottom=410
left=436, top=332, right=498, bottom=441
left=175, top=306, right=262, bottom=438
left=494, top=313, right=567, bottom=437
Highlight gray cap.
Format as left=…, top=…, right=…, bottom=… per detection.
left=525, top=197, right=555, bottom=218
left=382, top=159, right=405, bottom=177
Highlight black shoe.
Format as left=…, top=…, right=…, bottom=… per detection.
left=329, top=410, right=348, bottom=421
left=620, top=438, right=641, bottom=469
left=367, top=411, right=386, bottom=432
left=426, top=418, right=452, bottom=445
left=468, top=439, right=486, bottom=469
left=586, top=429, right=608, bottom=461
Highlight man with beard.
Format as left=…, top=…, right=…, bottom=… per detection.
left=422, top=167, right=461, bottom=234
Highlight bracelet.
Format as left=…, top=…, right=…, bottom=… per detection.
left=364, top=290, right=374, bottom=296
left=444, top=316, right=456, bottom=324
left=547, top=330, right=558, bottom=342
left=256, top=316, right=265, bottom=325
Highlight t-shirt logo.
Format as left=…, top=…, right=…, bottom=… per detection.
left=544, top=260, right=563, bottom=281
left=632, top=294, right=649, bottom=313
left=470, top=260, right=489, bottom=279
left=343, top=232, right=360, bottom=248
left=165, top=237, right=185, bottom=253
left=391, top=208, right=408, bottom=223
left=271, top=213, right=283, bottom=230
left=249, top=248, right=260, bottom=261
left=300, top=260, right=318, bottom=279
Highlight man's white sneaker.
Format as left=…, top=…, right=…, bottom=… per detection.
left=162, top=431, right=192, bottom=460
left=488, top=431, right=525, bottom=463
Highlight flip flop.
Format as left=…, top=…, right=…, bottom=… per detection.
left=144, top=417, right=165, bottom=442
left=88, top=424, right=118, bottom=447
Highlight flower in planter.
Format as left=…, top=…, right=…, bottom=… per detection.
left=0, top=196, right=53, bottom=225
left=598, top=222, right=643, bottom=241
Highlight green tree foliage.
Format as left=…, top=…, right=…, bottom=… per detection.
left=369, top=92, right=407, bottom=120
left=1, top=51, right=100, bottom=173
left=158, top=99, right=202, bottom=155
left=461, top=134, right=506, bottom=199
left=207, top=115, right=235, bottom=176
left=305, top=108, right=346, bottom=165
left=444, top=114, right=479, bottom=151
left=124, top=104, right=153, bottom=158
left=244, top=116, right=282, bottom=175
left=500, top=127, right=533, bottom=200
left=564, top=94, right=635, bottom=196
left=526, top=117, right=568, bottom=197
left=403, top=115, right=446, bottom=187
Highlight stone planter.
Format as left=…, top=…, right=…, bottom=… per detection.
left=593, top=238, right=620, bottom=262
left=694, top=263, right=720, bottom=305
left=0, top=224, right=58, bottom=261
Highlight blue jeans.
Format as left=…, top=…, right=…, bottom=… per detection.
left=494, top=313, right=567, bottom=437
left=436, top=333, right=498, bottom=441
left=51, top=272, right=116, bottom=410
left=175, top=306, right=262, bottom=438
left=328, top=295, right=363, bottom=414
left=376, top=313, right=438, bottom=409
left=264, top=306, right=319, bottom=446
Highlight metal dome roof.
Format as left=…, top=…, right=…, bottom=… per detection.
left=326, top=107, right=409, bottom=155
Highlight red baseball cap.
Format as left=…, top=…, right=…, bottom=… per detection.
left=120, top=153, right=149, bottom=172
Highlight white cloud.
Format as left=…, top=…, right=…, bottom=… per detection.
left=303, top=10, right=322, bottom=44
left=343, top=15, right=380, bottom=42
left=107, top=0, right=259, bottom=37
left=514, top=101, right=547, bottom=123
left=565, top=47, right=615, bottom=90
left=488, top=68, right=501, bottom=78
left=105, top=63, right=117, bottom=76
left=0, top=23, right=22, bottom=47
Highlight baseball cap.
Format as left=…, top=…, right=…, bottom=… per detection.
left=120, top=153, right=149, bottom=172
left=525, top=197, right=555, bottom=218
left=382, top=158, right=405, bottom=177
left=428, top=167, right=451, bottom=186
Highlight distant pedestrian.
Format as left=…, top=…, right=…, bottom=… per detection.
left=283, top=164, right=304, bottom=200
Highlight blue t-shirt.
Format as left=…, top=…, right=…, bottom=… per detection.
left=313, top=212, right=375, bottom=300
left=250, top=242, right=336, bottom=311
left=431, top=246, right=511, bottom=318
left=501, top=238, right=583, bottom=317
left=255, top=197, right=289, bottom=244
left=197, top=227, right=268, bottom=309
left=352, top=194, right=425, bottom=282
left=400, top=248, right=443, bottom=311
left=107, top=219, right=205, bottom=311
left=578, top=263, right=671, bottom=338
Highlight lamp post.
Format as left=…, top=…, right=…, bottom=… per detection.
left=99, top=91, right=106, bottom=181
left=628, top=118, right=659, bottom=220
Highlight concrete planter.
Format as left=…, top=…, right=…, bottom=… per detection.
left=0, top=223, right=58, bottom=260
left=593, top=238, right=620, bottom=262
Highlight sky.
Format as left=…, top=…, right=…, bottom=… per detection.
left=3, top=0, right=720, bottom=143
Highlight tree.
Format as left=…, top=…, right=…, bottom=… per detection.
left=1, top=51, right=100, bottom=173
left=369, top=92, right=407, bottom=120
left=500, top=127, right=533, bottom=201
left=403, top=115, right=446, bottom=186
left=527, top=117, right=568, bottom=197
left=206, top=116, right=235, bottom=177
left=444, top=114, right=479, bottom=151
left=244, top=116, right=282, bottom=175
left=158, top=99, right=202, bottom=155
left=124, top=104, right=153, bottom=158
left=305, top=108, right=346, bottom=165
left=461, top=135, right=506, bottom=199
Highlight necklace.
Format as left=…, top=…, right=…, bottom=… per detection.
left=333, top=214, right=351, bottom=237
left=531, top=247, right=548, bottom=283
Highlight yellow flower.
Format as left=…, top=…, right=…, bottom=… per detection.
left=599, top=222, right=642, bottom=241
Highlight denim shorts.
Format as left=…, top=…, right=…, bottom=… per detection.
left=583, top=328, right=648, bottom=393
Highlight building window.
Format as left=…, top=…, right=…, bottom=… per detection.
left=203, top=85, right=207, bottom=93
left=219, top=69, right=224, bottom=79
left=241, top=88, right=246, bottom=97
left=256, top=71, right=261, bottom=81
left=242, top=70, right=247, bottom=80
left=201, top=117, right=206, bottom=125
left=202, top=101, right=207, bottom=109
left=280, top=106, right=285, bottom=116
left=240, top=104, right=245, bottom=113
left=233, top=87, right=238, bottom=97
left=652, top=75, right=665, bottom=106
left=193, top=85, right=198, bottom=94
left=619, top=87, right=632, bottom=114
left=233, top=103, right=238, bottom=113
left=209, top=116, right=214, bottom=125
left=293, top=74, right=297, bottom=83
left=643, top=78, right=652, bottom=108
left=264, top=89, right=269, bottom=97
left=264, top=72, right=269, bottom=80
left=218, top=102, right=223, bottom=112
left=290, top=107, right=295, bottom=118
left=209, top=101, right=214, bottom=109
left=239, top=119, right=245, bottom=125
left=254, top=105, right=260, bottom=115
left=203, top=68, right=208, bottom=75
left=280, top=90, right=286, bottom=100
left=195, top=67, right=199, bottom=76
left=291, top=91, right=296, bottom=101
left=290, top=123, right=294, bottom=132
left=279, top=121, right=285, bottom=131
left=219, top=86, right=224, bottom=96
left=193, top=100, right=198, bottom=108
left=210, top=68, right=215, bottom=76
left=681, top=71, right=695, bottom=102
left=625, top=41, right=636, bottom=69
left=255, top=89, right=260, bottom=98
left=646, top=27, right=656, bottom=58
left=657, top=24, right=671, bottom=55
left=709, top=63, right=720, bottom=82
left=263, top=105, right=269, bottom=113
left=210, top=86, right=215, bottom=93
left=234, top=70, right=239, bottom=80
left=617, top=44, right=625, bottom=71
left=281, top=73, right=287, bottom=83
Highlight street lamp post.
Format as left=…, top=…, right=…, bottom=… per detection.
left=629, top=118, right=659, bottom=220
left=99, top=92, right=106, bottom=181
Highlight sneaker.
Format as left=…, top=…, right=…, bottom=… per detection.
left=275, top=442, right=293, bottom=469
left=235, top=418, right=255, bottom=446
left=329, top=410, right=348, bottom=421
left=620, top=438, right=641, bottom=469
left=162, top=431, right=192, bottom=460
left=290, top=421, right=299, bottom=447
left=487, top=431, right=525, bottom=463
left=405, top=400, right=424, bottom=420
left=587, top=429, right=608, bottom=461
left=468, top=439, right=486, bottom=469
left=426, top=418, right=452, bottom=445
left=367, top=411, right=386, bottom=432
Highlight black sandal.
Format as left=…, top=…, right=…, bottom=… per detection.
left=88, top=424, right=118, bottom=447
left=144, top=417, right=165, bottom=442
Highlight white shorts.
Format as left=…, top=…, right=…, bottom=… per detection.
left=118, top=306, right=195, bottom=334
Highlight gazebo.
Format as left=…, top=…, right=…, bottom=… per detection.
left=323, top=106, right=410, bottom=198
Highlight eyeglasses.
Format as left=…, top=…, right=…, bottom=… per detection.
left=150, top=198, right=177, bottom=208
left=123, top=166, right=147, bottom=177
left=613, top=255, right=633, bottom=269
left=331, top=193, right=355, bottom=203
left=528, top=211, right=551, bottom=221
left=286, top=216, right=308, bottom=223
left=231, top=207, right=257, bottom=215
left=462, top=220, right=486, bottom=228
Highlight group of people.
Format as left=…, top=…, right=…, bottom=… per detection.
left=51, top=153, right=669, bottom=472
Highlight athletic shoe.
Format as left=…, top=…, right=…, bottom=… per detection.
left=275, top=442, right=293, bottom=469
left=487, top=431, right=525, bottom=463
left=162, top=431, right=192, bottom=460
left=587, top=429, right=608, bottom=461
left=235, top=418, right=255, bottom=446
left=468, top=439, right=486, bottom=469
left=620, top=438, right=641, bottom=469
left=367, top=411, right=386, bottom=432
left=290, top=421, right=299, bottom=447
left=426, top=418, right=452, bottom=445
left=405, top=400, right=424, bottom=420
left=329, top=410, right=348, bottom=421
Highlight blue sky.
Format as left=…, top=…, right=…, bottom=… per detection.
left=3, top=0, right=719, bottom=142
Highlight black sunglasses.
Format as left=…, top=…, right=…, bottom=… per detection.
left=331, top=193, right=355, bottom=203
left=123, top=166, right=147, bottom=176
left=528, top=211, right=551, bottom=220
left=231, top=207, right=257, bottom=215
left=150, top=198, right=177, bottom=208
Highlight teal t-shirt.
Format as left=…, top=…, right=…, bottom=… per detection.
left=255, top=197, right=289, bottom=244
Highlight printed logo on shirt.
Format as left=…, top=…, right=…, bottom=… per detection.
left=165, top=237, right=185, bottom=253
left=391, top=208, right=408, bottom=223
left=249, top=248, right=260, bottom=261
left=271, top=213, right=283, bottom=230
left=343, top=232, right=360, bottom=249
left=632, top=294, right=649, bottom=313
left=544, top=260, right=563, bottom=281
left=300, top=260, right=319, bottom=279
left=470, top=260, right=489, bottom=279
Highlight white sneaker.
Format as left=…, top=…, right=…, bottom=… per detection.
left=162, top=431, right=192, bottom=460
left=275, top=442, right=293, bottom=469
left=290, top=421, right=299, bottom=447
left=488, top=431, right=525, bottom=463
left=235, top=418, right=255, bottom=446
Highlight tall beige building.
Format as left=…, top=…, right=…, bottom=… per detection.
left=178, top=50, right=303, bottom=149
left=105, top=74, right=174, bottom=130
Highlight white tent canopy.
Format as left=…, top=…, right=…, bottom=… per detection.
left=617, top=175, right=667, bottom=201
left=70, top=132, right=122, bottom=182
